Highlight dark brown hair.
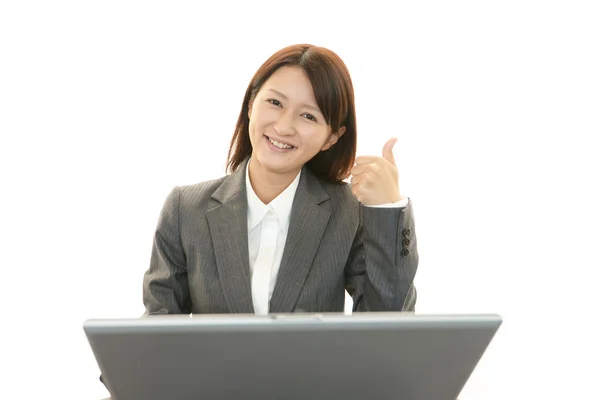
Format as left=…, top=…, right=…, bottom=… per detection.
left=226, top=44, right=357, bottom=183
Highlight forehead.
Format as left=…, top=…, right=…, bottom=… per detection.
left=260, top=66, right=316, bottom=102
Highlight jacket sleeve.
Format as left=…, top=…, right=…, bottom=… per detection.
left=344, top=199, right=418, bottom=311
left=142, top=186, right=191, bottom=315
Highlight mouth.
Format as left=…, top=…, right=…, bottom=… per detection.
left=264, top=135, right=296, bottom=151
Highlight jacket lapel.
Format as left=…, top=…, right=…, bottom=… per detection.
left=269, top=167, right=331, bottom=313
left=206, top=160, right=254, bottom=314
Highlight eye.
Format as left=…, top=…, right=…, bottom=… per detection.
left=303, top=114, right=317, bottom=122
left=267, top=99, right=282, bottom=107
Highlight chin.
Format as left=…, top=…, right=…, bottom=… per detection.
left=261, top=159, right=294, bottom=173
left=255, top=153, right=300, bottom=174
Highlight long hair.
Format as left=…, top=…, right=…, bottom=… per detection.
left=226, top=44, right=357, bottom=183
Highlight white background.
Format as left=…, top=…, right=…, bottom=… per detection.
left=1, top=1, right=599, bottom=399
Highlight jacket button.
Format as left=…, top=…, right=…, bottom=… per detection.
left=402, top=238, right=411, bottom=247
left=403, top=228, right=411, bottom=238
left=401, top=248, right=410, bottom=257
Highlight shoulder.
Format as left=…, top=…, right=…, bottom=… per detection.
left=178, top=176, right=227, bottom=199
left=319, top=180, right=360, bottom=211
left=320, top=179, right=355, bottom=201
left=166, top=175, right=229, bottom=210
left=314, top=180, right=361, bottom=235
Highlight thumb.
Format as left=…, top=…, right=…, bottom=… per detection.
left=382, top=137, right=398, bottom=165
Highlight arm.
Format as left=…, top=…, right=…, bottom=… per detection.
left=142, top=186, right=191, bottom=315
left=344, top=199, right=418, bottom=311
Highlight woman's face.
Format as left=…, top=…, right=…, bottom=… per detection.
left=248, top=66, right=344, bottom=178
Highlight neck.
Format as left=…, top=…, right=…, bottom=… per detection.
left=248, top=158, right=299, bottom=204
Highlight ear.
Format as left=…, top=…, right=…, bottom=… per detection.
left=320, top=126, right=346, bottom=151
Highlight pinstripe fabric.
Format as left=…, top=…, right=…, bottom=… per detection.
left=142, top=158, right=418, bottom=315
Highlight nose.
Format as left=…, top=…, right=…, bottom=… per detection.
left=273, top=110, right=296, bottom=136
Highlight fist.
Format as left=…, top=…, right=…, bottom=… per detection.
left=350, top=138, right=403, bottom=205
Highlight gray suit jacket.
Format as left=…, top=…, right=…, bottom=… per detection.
left=143, top=159, right=418, bottom=314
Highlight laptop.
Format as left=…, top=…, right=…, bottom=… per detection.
left=84, top=312, right=501, bottom=400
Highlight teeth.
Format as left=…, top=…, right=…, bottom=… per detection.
left=268, top=137, right=293, bottom=149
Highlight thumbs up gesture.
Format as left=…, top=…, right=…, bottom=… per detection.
left=350, top=138, right=403, bottom=205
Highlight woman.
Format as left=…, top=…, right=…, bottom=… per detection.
left=142, top=43, right=418, bottom=315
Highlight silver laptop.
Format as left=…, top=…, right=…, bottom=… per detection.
left=84, top=313, right=501, bottom=400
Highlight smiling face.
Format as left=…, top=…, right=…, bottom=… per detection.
left=247, top=66, right=345, bottom=181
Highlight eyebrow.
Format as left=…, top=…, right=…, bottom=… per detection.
left=266, top=89, right=322, bottom=114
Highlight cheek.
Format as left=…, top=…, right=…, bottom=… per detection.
left=250, top=110, right=274, bottom=131
left=248, top=120, right=256, bottom=138
left=301, top=127, right=331, bottom=149
left=248, top=121, right=262, bottom=149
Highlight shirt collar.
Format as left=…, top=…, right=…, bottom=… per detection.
left=246, top=160, right=301, bottom=234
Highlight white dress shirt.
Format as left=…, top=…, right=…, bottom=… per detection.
left=245, top=163, right=409, bottom=315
